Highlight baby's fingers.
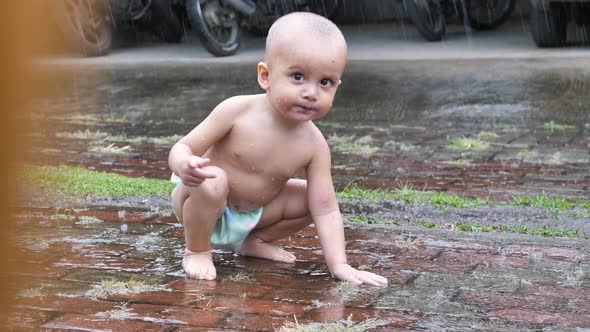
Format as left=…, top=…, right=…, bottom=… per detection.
left=182, top=175, right=205, bottom=187
left=194, top=167, right=217, bottom=179
left=357, top=271, right=388, bottom=286
left=345, top=275, right=363, bottom=285
left=196, top=158, right=212, bottom=168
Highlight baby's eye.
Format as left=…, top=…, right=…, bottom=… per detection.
left=292, top=72, right=304, bottom=81
left=320, top=78, right=334, bottom=87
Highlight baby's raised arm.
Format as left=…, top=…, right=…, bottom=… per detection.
left=168, top=97, right=242, bottom=186
left=307, top=134, right=388, bottom=286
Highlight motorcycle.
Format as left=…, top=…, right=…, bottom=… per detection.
left=243, top=0, right=341, bottom=36
left=54, top=0, right=183, bottom=56
left=404, top=0, right=516, bottom=42
left=184, top=0, right=341, bottom=57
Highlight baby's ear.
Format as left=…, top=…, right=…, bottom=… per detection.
left=257, top=62, right=270, bottom=91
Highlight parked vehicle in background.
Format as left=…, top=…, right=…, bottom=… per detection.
left=529, top=0, right=590, bottom=47
left=404, top=0, right=516, bottom=41
left=185, top=0, right=340, bottom=57
left=54, top=0, right=183, bottom=56
left=243, top=0, right=340, bottom=36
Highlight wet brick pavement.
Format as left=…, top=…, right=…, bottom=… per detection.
left=8, top=26, right=590, bottom=330
left=5, top=205, right=590, bottom=331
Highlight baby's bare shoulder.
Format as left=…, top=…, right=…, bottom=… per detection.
left=215, top=94, right=263, bottom=115
left=308, top=122, right=329, bottom=146
left=299, top=122, right=330, bottom=157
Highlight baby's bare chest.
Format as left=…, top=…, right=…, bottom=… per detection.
left=219, top=125, right=312, bottom=178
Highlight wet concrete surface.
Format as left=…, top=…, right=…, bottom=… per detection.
left=8, top=21, right=590, bottom=330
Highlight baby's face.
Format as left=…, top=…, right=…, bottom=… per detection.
left=262, top=35, right=347, bottom=123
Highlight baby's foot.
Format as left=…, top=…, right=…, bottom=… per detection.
left=182, top=248, right=216, bottom=280
left=236, top=236, right=296, bottom=263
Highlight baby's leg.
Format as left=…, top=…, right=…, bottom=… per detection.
left=173, top=166, right=228, bottom=280
left=236, top=179, right=311, bottom=263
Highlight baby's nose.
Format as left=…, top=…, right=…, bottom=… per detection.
left=302, top=84, right=318, bottom=100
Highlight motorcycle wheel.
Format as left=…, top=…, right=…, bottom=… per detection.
left=529, top=2, right=567, bottom=47
left=186, top=0, right=240, bottom=56
left=405, top=0, right=446, bottom=41
left=150, top=0, right=184, bottom=42
left=304, top=0, right=341, bottom=19
left=54, top=0, right=113, bottom=56
left=466, top=0, right=516, bottom=30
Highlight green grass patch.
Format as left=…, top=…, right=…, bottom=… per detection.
left=327, top=134, right=379, bottom=155
left=85, top=279, right=169, bottom=298
left=394, top=183, right=490, bottom=208
left=279, top=315, right=386, bottom=332
left=338, top=183, right=489, bottom=208
left=510, top=193, right=590, bottom=210
left=543, top=120, right=576, bottom=131
left=448, top=137, right=490, bottom=151
left=456, top=223, right=493, bottom=233
left=457, top=223, right=586, bottom=239
left=417, top=221, right=437, bottom=228
left=477, top=131, right=499, bottom=140
left=336, top=185, right=395, bottom=201
left=20, top=165, right=175, bottom=198
left=347, top=215, right=382, bottom=224
left=338, top=184, right=589, bottom=212
left=221, top=272, right=257, bottom=284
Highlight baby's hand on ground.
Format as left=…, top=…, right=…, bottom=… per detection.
left=180, top=156, right=216, bottom=186
left=331, top=263, right=388, bottom=286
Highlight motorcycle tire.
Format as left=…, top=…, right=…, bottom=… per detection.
left=186, top=0, right=240, bottom=56
left=150, top=0, right=184, bottom=43
left=529, top=3, right=567, bottom=47
left=405, top=0, right=446, bottom=42
left=466, top=0, right=516, bottom=30
left=54, top=0, right=113, bottom=56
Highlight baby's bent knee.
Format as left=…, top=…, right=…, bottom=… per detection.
left=187, top=166, right=228, bottom=202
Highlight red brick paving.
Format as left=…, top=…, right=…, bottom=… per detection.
left=16, top=296, right=119, bottom=314
left=56, top=253, right=151, bottom=272
left=126, top=303, right=224, bottom=327
left=41, top=313, right=173, bottom=331
left=75, top=209, right=153, bottom=223
left=486, top=308, right=590, bottom=327
left=504, top=245, right=589, bottom=262
left=7, top=208, right=590, bottom=330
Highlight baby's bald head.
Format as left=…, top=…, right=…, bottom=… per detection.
left=264, top=12, right=347, bottom=64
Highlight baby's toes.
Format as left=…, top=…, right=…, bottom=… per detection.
left=204, top=268, right=217, bottom=280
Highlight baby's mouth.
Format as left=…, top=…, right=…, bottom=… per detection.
left=293, top=104, right=316, bottom=113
